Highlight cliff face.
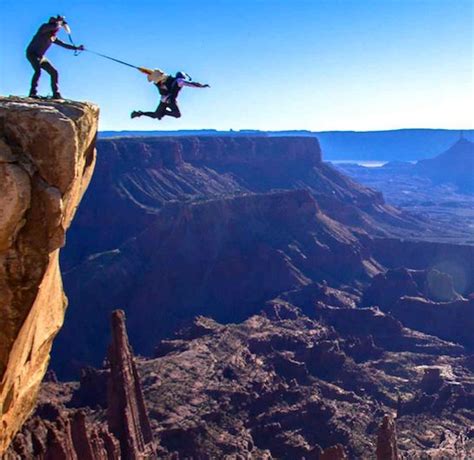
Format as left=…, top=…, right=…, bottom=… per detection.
left=63, top=136, right=420, bottom=270
left=390, top=297, right=474, bottom=349
left=55, top=135, right=473, bottom=377
left=54, top=189, right=382, bottom=375
left=0, top=97, right=98, bottom=453
left=63, top=136, right=323, bottom=268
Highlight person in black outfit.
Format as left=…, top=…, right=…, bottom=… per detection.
left=131, top=70, right=210, bottom=120
left=26, top=15, right=84, bottom=99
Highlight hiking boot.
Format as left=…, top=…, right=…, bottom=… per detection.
left=29, top=92, right=40, bottom=99
left=131, top=111, right=142, bottom=119
left=52, top=92, right=63, bottom=100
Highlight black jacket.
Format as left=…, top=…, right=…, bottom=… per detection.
left=27, top=22, right=76, bottom=57
left=155, top=76, right=182, bottom=101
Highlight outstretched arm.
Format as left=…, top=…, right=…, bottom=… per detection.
left=53, top=38, right=83, bottom=51
left=181, top=81, right=210, bottom=88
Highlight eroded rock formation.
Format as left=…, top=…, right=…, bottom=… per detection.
left=63, top=135, right=420, bottom=271
left=107, top=310, right=156, bottom=459
left=0, top=97, right=98, bottom=453
left=390, top=297, right=474, bottom=349
left=11, top=297, right=474, bottom=458
left=6, top=310, right=156, bottom=459
left=376, top=415, right=398, bottom=460
left=361, top=263, right=474, bottom=350
left=55, top=189, right=384, bottom=375
left=5, top=404, right=120, bottom=460
left=54, top=133, right=474, bottom=379
left=361, top=267, right=462, bottom=309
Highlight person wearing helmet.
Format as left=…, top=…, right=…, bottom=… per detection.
left=131, top=70, right=210, bottom=120
left=26, top=15, right=84, bottom=99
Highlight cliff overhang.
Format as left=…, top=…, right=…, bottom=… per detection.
left=0, top=97, right=99, bottom=453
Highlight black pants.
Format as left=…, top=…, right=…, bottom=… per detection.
left=27, top=51, right=59, bottom=95
left=141, top=100, right=181, bottom=119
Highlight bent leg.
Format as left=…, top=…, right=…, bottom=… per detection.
left=27, top=53, right=42, bottom=96
left=40, top=59, right=59, bottom=95
left=165, top=100, right=181, bottom=118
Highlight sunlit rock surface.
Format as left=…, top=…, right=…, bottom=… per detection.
left=0, top=97, right=98, bottom=453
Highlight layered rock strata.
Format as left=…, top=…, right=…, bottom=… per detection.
left=55, top=189, right=383, bottom=375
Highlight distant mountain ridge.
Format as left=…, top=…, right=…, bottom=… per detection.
left=415, top=138, right=474, bottom=193
left=99, top=129, right=474, bottom=161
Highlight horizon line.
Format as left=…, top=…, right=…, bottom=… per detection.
left=98, top=127, right=474, bottom=134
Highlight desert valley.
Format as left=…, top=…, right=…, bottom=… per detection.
left=1, top=97, right=472, bottom=459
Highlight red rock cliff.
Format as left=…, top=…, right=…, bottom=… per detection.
left=0, top=97, right=98, bottom=453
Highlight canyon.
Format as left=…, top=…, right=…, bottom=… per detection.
left=0, top=100, right=472, bottom=458
left=53, top=135, right=473, bottom=379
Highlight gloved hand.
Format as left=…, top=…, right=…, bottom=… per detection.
left=76, top=45, right=85, bottom=51
left=203, top=84, right=211, bottom=88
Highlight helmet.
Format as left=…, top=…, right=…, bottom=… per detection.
left=175, top=71, right=187, bottom=80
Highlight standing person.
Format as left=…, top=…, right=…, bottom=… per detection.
left=131, top=70, right=210, bottom=120
left=26, top=15, right=84, bottom=99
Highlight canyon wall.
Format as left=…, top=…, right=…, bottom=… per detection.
left=64, top=135, right=418, bottom=270
left=55, top=135, right=470, bottom=378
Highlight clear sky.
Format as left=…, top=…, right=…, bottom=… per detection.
left=0, top=0, right=472, bottom=131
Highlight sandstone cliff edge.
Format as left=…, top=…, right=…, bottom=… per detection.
left=0, top=97, right=98, bottom=453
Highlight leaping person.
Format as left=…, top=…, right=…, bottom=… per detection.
left=26, top=15, right=84, bottom=99
left=131, top=69, right=210, bottom=120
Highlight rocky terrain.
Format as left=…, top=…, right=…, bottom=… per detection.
left=54, top=135, right=464, bottom=377
left=336, top=138, right=474, bottom=244
left=0, top=97, right=98, bottom=453
left=5, top=310, right=156, bottom=459
left=52, top=136, right=474, bottom=380
left=8, top=286, right=474, bottom=458
left=415, top=138, right=474, bottom=194
left=55, top=189, right=385, bottom=376
left=46, top=134, right=472, bottom=458
left=1, top=103, right=472, bottom=457
left=62, top=135, right=425, bottom=271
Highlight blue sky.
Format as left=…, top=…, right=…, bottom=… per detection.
left=0, top=0, right=472, bottom=131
